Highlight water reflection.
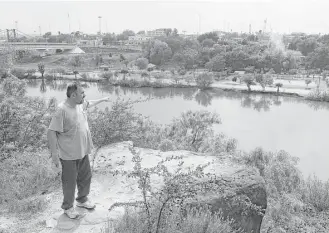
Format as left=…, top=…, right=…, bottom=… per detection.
left=40, top=79, right=47, bottom=93
left=24, top=79, right=329, bottom=112
left=195, top=90, right=213, bottom=107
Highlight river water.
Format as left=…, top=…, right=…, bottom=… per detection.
left=25, top=79, right=329, bottom=181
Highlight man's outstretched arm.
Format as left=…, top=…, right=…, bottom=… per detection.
left=87, top=97, right=111, bottom=108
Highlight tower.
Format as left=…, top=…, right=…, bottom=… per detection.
left=98, top=16, right=102, bottom=35
left=263, top=19, right=267, bottom=34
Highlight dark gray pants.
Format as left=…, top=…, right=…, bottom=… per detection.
left=60, top=155, right=92, bottom=210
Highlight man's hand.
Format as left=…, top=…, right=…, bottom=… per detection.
left=51, top=152, right=60, bottom=168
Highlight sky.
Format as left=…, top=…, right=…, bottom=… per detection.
left=0, top=0, right=329, bottom=36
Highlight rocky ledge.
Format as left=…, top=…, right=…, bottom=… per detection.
left=93, top=141, right=267, bottom=233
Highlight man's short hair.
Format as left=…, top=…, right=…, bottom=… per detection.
left=66, top=82, right=80, bottom=98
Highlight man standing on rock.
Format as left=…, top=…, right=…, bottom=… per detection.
left=47, top=82, right=110, bottom=219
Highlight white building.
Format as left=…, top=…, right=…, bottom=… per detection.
left=127, top=35, right=151, bottom=45
left=146, top=29, right=166, bottom=37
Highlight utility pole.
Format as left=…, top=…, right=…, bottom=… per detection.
left=39, top=26, right=41, bottom=36
left=15, top=21, right=18, bottom=30
left=68, top=13, right=71, bottom=34
left=197, top=13, right=201, bottom=35
left=98, top=16, right=102, bottom=35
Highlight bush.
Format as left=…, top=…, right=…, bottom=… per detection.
left=80, top=73, right=90, bottom=80
left=303, top=175, right=329, bottom=211
left=11, top=68, right=27, bottom=79
left=0, top=77, right=57, bottom=154
left=153, top=72, right=166, bottom=80
left=135, top=58, right=149, bottom=70
left=242, top=75, right=256, bottom=92
left=101, top=71, right=114, bottom=80
left=0, top=149, right=59, bottom=209
left=195, top=73, right=214, bottom=90
left=26, top=69, right=37, bottom=78
left=112, top=205, right=243, bottom=233
left=306, top=89, right=329, bottom=102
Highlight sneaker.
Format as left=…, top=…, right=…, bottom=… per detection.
left=64, top=207, right=80, bottom=219
left=76, top=200, right=96, bottom=210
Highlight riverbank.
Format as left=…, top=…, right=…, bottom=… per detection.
left=20, top=73, right=322, bottom=100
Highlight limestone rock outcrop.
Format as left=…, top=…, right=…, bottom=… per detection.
left=94, top=141, right=267, bottom=233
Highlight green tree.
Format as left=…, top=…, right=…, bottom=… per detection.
left=306, top=45, right=329, bottom=72
left=71, top=56, right=83, bottom=68
left=275, top=82, right=283, bottom=93
left=205, top=55, right=225, bottom=72
left=148, top=40, right=173, bottom=66
left=38, top=63, right=45, bottom=78
left=197, top=32, right=219, bottom=44
left=305, top=79, right=312, bottom=87
left=297, top=37, right=318, bottom=56
left=135, top=58, right=149, bottom=70
left=172, top=28, right=178, bottom=37
left=243, top=74, right=256, bottom=92
left=255, top=73, right=274, bottom=91
left=73, top=70, right=79, bottom=79
left=202, top=38, right=215, bottom=48
left=117, top=29, right=135, bottom=41
left=195, top=72, right=214, bottom=90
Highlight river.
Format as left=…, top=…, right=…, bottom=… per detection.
left=25, top=79, right=329, bottom=181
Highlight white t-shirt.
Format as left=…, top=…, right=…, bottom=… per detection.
left=48, top=99, right=93, bottom=160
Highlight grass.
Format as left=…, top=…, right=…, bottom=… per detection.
left=0, top=149, right=60, bottom=213
left=105, top=205, right=244, bottom=233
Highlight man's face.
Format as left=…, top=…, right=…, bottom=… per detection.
left=72, top=87, right=85, bottom=105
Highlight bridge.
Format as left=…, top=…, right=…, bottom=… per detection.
left=0, top=42, right=77, bottom=50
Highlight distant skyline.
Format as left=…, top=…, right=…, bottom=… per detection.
left=0, top=0, right=329, bottom=36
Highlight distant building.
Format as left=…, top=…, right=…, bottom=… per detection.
left=146, top=29, right=166, bottom=37
left=179, top=34, right=198, bottom=40
left=126, top=35, right=151, bottom=45
left=77, top=39, right=102, bottom=46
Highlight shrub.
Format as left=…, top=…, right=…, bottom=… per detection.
left=158, top=139, right=175, bottom=152
left=303, top=174, right=329, bottom=211
left=178, top=69, right=187, bottom=76
left=135, top=58, right=149, bottom=70
left=306, top=89, right=329, bottom=102
left=80, top=73, right=90, bottom=80
left=243, top=75, right=256, bottom=92
left=26, top=69, right=37, bottom=78
left=101, top=71, right=114, bottom=80
left=0, top=77, right=57, bottom=154
left=141, top=71, right=149, bottom=79
left=112, top=205, right=243, bottom=233
left=11, top=68, right=27, bottom=79
left=275, top=82, right=283, bottom=93
left=37, top=63, right=45, bottom=78
left=0, top=149, right=59, bottom=208
left=153, top=72, right=166, bottom=80
left=305, top=79, right=312, bottom=87
left=195, top=73, right=214, bottom=90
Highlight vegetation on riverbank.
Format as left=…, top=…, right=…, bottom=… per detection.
left=1, top=77, right=329, bottom=233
